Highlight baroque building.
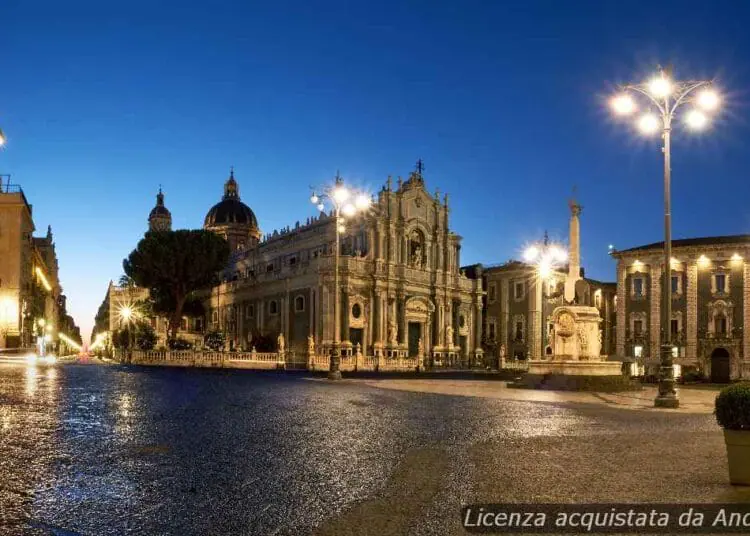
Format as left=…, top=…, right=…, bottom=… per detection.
left=202, top=166, right=484, bottom=362
left=611, top=235, right=750, bottom=382
left=0, top=179, right=65, bottom=351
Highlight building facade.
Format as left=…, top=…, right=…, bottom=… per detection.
left=481, top=262, right=616, bottom=362
left=202, top=166, right=484, bottom=363
left=0, top=179, right=64, bottom=351
left=612, top=235, right=750, bottom=382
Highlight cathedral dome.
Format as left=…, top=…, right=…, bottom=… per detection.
left=204, top=169, right=259, bottom=229
left=148, top=188, right=172, bottom=232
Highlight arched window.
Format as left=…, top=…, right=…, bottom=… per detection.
left=269, top=300, right=278, bottom=315
left=294, top=295, right=305, bottom=313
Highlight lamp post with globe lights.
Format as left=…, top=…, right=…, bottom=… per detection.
left=0, top=128, right=6, bottom=147
left=522, top=234, right=568, bottom=360
left=118, top=304, right=137, bottom=363
left=310, top=173, right=371, bottom=380
left=609, top=68, right=721, bottom=408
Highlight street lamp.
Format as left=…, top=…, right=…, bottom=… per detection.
left=0, top=128, right=6, bottom=147
left=310, top=172, right=371, bottom=380
left=609, top=68, right=721, bottom=408
left=523, top=234, right=567, bottom=359
left=118, top=304, right=137, bottom=363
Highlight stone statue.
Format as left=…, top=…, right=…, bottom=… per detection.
left=499, top=344, right=506, bottom=359
left=446, top=325, right=454, bottom=347
left=418, top=337, right=424, bottom=357
left=598, top=330, right=603, bottom=346
left=388, top=320, right=398, bottom=345
left=411, top=245, right=422, bottom=268
left=307, top=335, right=315, bottom=356
left=577, top=326, right=588, bottom=352
left=277, top=333, right=285, bottom=353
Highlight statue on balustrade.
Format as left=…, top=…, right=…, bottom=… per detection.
left=388, top=320, right=398, bottom=345
left=307, top=335, right=315, bottom=356
left=277, top=333, right=285, bottom=353
left=446, top=325, right=454, bottom=347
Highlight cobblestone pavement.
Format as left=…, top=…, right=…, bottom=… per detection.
left=0, top=361, right=747, bottom=535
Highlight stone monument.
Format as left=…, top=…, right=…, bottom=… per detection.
left=526, top=197, right=621, bottom=377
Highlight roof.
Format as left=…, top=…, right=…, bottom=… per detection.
left=205, top=198, right=259, bottom=228
left=613, top=234, right=750, bottom=255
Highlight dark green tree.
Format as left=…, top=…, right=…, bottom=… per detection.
left=123, top=230, right=230, bottom=341
left=135, top=322, right=157, bottom=350
left=204, top=330, right=225, bottom=351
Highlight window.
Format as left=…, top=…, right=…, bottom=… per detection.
left=351, top=303, right=361, bottom=319
left=672, top=346, right=679, bottom=358
left=634, top=345, right=643, bottom=358
left=295, top=296, right=305, bottom=313
left=633, top=320, right=643, bottom=336
left=671, top=275, right=679, bottom=294
left=594, top=292, right=601, bottom=308
left=716, top=274, right=726, bottom=293
left=267, top=263, right=274, bottom=273
left=289, top=256, right=297, bottom=266
left=633, top=277, right=644, bottom=298
left=515, top=321, right=524, bottom=341
left=514, top=282, right=524, bottom=300
left=212, top=311, right=218, bottom=323
left=195, top=318, right=204, bottom=332
left=488, top=283, right=497, bottom=303
left=716, top=314, right=727, bottom=335
left=180, top=317, right=188, bottom=331
left=671, top=319, right=679, bottom=335
left=245, top=304, right=254, bottom=318
left=269, top=300, right=278, bottom=315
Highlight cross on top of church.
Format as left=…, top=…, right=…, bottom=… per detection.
left=415, top=158, right=425, bottom=176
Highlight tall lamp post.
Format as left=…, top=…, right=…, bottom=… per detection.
left=523, top=234, right=567, bottom=359
left=119, top=305, right=136, bottom=363
left=609, top=68, right=721, bottom=408
left=0, top=128, right=6, bottom=147
left=310, top=173, right=371, bottom=380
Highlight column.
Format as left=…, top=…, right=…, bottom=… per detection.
left=616, top=263, right=626, bottom=357
left=744, top=262, right=750, bottom=369
left=259, top=300, right=265, bottom=335
left=687, top=261, right=698, bottom=360
left=474, top=300, right=482, bottom=356
left=400, top=297, right=407, bottom=345
left=530, top=279, right=543, bottom=360
left=238, top=302, right=244, bottom=348
left=649, top=263, right=661, bottom=359
left=500, top=279, right=509, bottom=350
left=309, top=288, right=315, bottom=336
left=342, top=291, right=350, bottom=343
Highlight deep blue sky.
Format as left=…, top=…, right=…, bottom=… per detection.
left=3, top=0, right=750, bottom=342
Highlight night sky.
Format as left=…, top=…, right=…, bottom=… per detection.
left=3, top=0, right=750, bottom=342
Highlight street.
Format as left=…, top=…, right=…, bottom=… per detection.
left=1, top=360, right=748, bottom=535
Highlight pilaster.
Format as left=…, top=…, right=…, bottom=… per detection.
left=500, top=278, right=509, bottom=350
left=687, top=262, right=698, bottom=360
left=650, top=263, right=661, bottom=359
left=744, top=262, right=750, bottom=364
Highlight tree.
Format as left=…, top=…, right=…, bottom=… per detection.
left=135, top=322, right=157, bottom=350
left=204, top=330, right=225, bottom=351
left=123, top=230, right=230, bottom=341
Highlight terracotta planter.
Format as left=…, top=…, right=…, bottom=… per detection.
left=724, top=429, right=750, bottom=485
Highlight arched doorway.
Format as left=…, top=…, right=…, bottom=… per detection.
left=710, top=348, right=731, bottom=383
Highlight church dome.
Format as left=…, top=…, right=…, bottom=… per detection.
left=148, top=188, right=172, bottom=231
left=204, top=169, right=259, bottom=229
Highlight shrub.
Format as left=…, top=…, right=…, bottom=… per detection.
left=715, top=383, right=750, bottom=430
left=136, top=323, right=157, bottom=350
left=204, top=330, right=225, bottom=351
left=511, top=373, right=642, bottom=392
left=168, top=338, right=193, bottom=350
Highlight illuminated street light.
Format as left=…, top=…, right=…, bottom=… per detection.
left=685, top=109, right=708, bottom=130
left=309, top=172, right=371, bottom=380
left=523, top=234, right=567, bottom=359
left=0, top=128, right=6, bottom=147
left=637, top=113, right=660, bottom=135
left=608, top=67, right=722, bottom=409
left=610, top=94, right=636, bottom=115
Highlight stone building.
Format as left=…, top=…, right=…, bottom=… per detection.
left=0, top=179, right=62, bottom=350
left=202, top=165, right=484, bottom=362
left=480, top=262, right=616, bottom=363
left=612, top=235, right=750, bottom=382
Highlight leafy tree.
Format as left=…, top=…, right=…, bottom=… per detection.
left=123, top=230, right=229, bottom=341
left=113, top=328, right=131, bottom=349
left=204, top=330, right=225, bottom=351
left=136, top=322, right=157, bottom=350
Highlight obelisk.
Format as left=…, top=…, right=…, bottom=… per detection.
left=564, top=198, right=582, bottom=303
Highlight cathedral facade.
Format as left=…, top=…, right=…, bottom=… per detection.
left=199, top=166, right=484, bottom=363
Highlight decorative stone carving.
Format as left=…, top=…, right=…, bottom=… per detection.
left=277, top=333, right=285, bottom=353
left=307, top=335, right=315, bottom=356
left=446, top=325, right=454, bottom=346
left=418, top=337, right=423, bottom=358
left=388, top=320, right=398, bottom=345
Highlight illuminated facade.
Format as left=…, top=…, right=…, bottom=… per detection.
left=0, top=181, right=62, bottom=350
left=612, top=235, right=750, bottom=382
left=202, top=166, right=484, bottom=361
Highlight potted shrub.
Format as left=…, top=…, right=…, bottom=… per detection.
left=715, top=383, right=750, bottom=485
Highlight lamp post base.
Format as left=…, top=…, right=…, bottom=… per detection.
left=654, top=344, right=679, bottom=408
left=328, top=345, right=342, bottom=380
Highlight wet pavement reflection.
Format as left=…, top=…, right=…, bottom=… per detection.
left=0, top=361, right=732, bottom=535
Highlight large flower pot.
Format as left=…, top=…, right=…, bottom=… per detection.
left=724, top=429, right=750, bottom=485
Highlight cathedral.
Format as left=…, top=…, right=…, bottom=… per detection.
left=138, top=164, right=484, bottom=363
